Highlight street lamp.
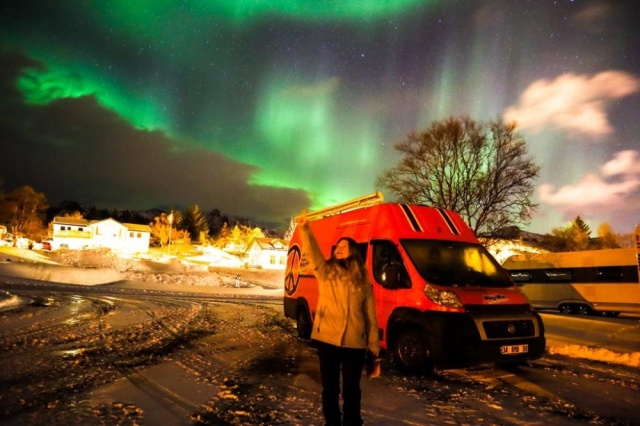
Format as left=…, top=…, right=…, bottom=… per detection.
left=167, top=211, right=173, bottom=255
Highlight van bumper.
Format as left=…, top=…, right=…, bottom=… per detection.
left=420, top=311, right=546, bottom=369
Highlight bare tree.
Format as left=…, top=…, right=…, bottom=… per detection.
left=376, top=117, right=539, bottom=237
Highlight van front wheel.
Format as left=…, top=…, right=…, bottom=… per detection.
left=296, top=307, right=312, bottom=340
left=393, top=326, right=432, bottom=374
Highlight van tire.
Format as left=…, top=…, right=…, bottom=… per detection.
left=393, top=326, right=432, bottom=374
left=296, top=307, right=312, bottom=340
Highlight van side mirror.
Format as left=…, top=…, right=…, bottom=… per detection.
left=381, top=263, right=403, bottom=289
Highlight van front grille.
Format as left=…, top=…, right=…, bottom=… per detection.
left=483, top=319, right=535, bottom=339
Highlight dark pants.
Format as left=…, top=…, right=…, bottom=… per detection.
left=316, top=341, right=366, bottom=426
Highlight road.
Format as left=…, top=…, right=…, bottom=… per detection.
left=541, top=311, right=640, bottom=354
left=0, top=280, right=638, bottom=425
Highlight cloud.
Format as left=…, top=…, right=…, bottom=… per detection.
left=504, top=71, right=640, bottom=137
left=538, top=150, right=640, bottom=224
left=601, top=150, right=640, bottom=177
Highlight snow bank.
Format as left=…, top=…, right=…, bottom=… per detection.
left=0, top=261, right=122, bottom=285
left=549, top=344, right=640, bottom=368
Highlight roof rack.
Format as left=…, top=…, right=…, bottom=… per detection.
left=299, top=192, right=384, bottom=222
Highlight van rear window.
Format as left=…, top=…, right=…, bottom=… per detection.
left=402, top=240, right=513, bottom=288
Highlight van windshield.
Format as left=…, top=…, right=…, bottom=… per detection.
left=401, top=239, right=513, bottom=288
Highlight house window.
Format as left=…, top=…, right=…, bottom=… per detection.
left=270, top=255, right=276, bottom=265
left=279, top=256, right=285, bottom=265
left=137, top=232, right=142, bottom=238
left=130, top=232, right=134, bottom=238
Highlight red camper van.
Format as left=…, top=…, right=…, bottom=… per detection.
left=284, top=193, right=545, bottom=373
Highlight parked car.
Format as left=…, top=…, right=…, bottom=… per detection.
left=2, top=234, right=14, bottom=246
left=41, top=240, right=52, bottom=251
left=16, top=237, right=32, bottom=249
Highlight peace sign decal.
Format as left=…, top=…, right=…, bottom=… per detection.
left=284, top=244, right=302, bottom=296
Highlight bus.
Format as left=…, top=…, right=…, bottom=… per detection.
left=502, top=225, right=640, bottom=317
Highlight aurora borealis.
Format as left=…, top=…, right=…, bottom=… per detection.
left=1, top=1, right=638, bottom=233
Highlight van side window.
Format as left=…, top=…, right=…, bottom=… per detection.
left=372, top=241, right=410, bottom=289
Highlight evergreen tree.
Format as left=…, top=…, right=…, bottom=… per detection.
left=183, top=204, right=209, bottom=243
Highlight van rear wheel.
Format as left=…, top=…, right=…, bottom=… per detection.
left=393, top=326, right=432, bottom=374
left=296, top=307, right=312, bottom=340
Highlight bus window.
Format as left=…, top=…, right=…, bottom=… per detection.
left=509, top=271, right=532, bottom=283
left=597, top=266, right=623, bottom=281
left=545, top=269, right=573, bottom=282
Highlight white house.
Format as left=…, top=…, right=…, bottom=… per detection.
left=52, top=217, right=93, bottom=250
left=246, top=238, right=288, bottom=270
left=52, top=217, right=151, bottom=254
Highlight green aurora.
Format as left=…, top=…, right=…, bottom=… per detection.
left=1, top=0, right=638, bottom=232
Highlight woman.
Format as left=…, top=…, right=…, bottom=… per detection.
left=298, top=213, right=380, bottom=426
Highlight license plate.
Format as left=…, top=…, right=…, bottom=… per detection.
left=500, top=344, right=528, bottom=355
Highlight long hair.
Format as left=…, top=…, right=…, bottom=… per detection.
left=325, top=237, right=368, bottom=285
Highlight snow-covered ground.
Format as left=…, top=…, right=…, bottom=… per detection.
left=1, top=246, right=638, bottom=368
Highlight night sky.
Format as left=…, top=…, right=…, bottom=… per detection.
left=1, top=1, right=638, bottom=233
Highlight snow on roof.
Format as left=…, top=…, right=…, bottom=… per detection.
left=53, top=217, right=150, bottom=232
left=124, top=223, right=151, bottom=232
left=251, top=238, right=288, bottom=251
left=53, top=216, right=90, bottom=226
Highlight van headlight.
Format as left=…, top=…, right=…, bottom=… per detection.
left=424, top=284, right=463, bottom=308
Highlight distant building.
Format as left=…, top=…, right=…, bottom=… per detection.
left=246, top=237, right=288, bottom=270
left=52, top=217, right=151, bottom=254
